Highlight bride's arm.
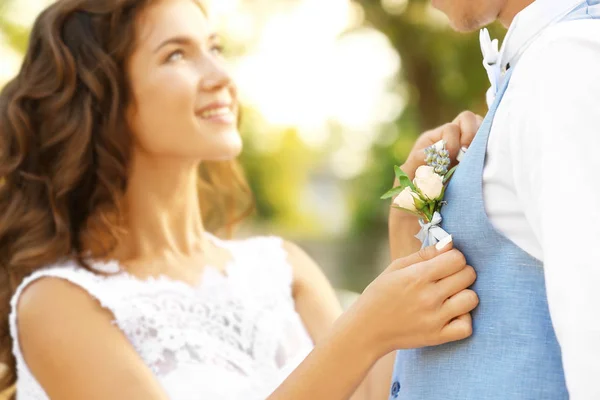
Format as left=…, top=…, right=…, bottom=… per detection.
left=284, top=241, right=343, bottom=343
left=16, top=277, right=170, bottom=400
left=283, top=241, right=372, bottom=399
left=285, top=241, right=399, bottom=400
left=270, top=299, right=380, bottom=400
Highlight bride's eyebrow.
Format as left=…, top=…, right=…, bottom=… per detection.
left=153, top=36, right=194, bottom=53
left=153, top=33, right=219, bottom=53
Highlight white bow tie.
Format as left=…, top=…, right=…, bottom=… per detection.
left=479, top=28, right=501, bottom=107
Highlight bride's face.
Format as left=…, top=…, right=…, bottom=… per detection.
left=126, top=0, right=241, bottom=161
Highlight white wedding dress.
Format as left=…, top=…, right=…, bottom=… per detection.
left=9, top=234, right=314, bottom=399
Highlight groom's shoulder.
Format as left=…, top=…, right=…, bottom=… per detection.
left=542, top=19, right=600, bottom=44
left=526, top=19, right=600, bottom=60
left=515, top=20, right=600, bottom=82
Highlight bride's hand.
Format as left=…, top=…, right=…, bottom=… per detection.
left=267, top=241, right=476, bottom=400
left=348, top=240, right=478, bottom=357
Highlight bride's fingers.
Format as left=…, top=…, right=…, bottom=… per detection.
left=436, top=265, right=476, bottom=299
left=441, top=289, right=479, bottom=321
left=440, top=123, right=461, bottom=161
left=437, top=313, right=474, bottom=344
left=418, top=248, right=467, bottom=281
left=406, top=122, right=459, bottom=169
left=385, top=240, right=454, bottom=274
left=453, top=111, right=483, bottom=148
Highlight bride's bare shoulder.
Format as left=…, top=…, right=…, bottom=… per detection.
left=14, top=272, right=168, bottom=400
left=16, top=274, right=115, bottom=366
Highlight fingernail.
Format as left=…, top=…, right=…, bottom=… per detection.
left=457, top=147, right=468, bottom=162
left=436, top=235, right=453, bottom=250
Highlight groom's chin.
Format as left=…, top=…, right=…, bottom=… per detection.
left=432, top=1, right=493, bottom=32
left=447, top=13, right=489, bottom=33
left=449, top=17, right=486, bottom=33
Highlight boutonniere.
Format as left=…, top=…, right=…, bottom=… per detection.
left=382, top=140, right=456, bottom=248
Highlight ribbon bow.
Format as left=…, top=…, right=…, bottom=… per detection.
left=480, top=28, right=501, bottom=107
left=415, top=211, right=450, bottom=248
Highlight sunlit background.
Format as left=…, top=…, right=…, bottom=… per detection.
left=0, top=0, right=503, bottom=293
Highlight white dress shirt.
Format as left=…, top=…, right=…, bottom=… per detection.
left=482, top=0, right=600, bottom=397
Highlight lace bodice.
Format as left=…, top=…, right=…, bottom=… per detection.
left=9, top=235, right=314, bottom=399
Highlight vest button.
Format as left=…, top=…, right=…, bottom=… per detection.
left=391, top=380, right=401, bottom=398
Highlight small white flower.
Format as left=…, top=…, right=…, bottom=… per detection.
left=431, top=139, right=446, bottom=152
left=413, top=166, right=444, bottom=200
left=393, top=187, right=418, bottom=212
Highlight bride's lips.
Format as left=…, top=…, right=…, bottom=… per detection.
left=195, top=101, right=236, bottom=125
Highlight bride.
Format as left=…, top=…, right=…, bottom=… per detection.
left=0, top=0, right=480, bottom=398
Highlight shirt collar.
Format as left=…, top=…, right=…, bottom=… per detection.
left=498, top=0, right=584, bottom=71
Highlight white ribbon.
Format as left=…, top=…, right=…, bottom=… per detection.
left=415, top=211, right=451, bottom=248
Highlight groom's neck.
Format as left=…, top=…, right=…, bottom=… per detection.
left=498, top=0, right=535, bottom=27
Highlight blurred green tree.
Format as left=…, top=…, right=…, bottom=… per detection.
left=0, top=0, right=30, bottom=53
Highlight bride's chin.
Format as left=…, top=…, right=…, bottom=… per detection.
left=203, top=146, right=243, bottom=162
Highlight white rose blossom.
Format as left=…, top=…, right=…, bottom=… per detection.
left=393, top=187, right=418, bottom=212
left=413, top=165, right=444, bottom=200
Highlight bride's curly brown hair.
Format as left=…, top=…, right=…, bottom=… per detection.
left=0, top=0, right=253, bottom=392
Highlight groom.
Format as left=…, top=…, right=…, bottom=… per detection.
left=388, top=0, right=600, bottom=398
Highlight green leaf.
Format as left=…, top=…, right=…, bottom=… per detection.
left=394, top=166, right=416, bottom=191
left=380, top=186, right=406, bottom=200
left=443, top=165, right=458, bottom=184
left=399, top=175, right=413, bottom=190
left=413, top=195, right=427, bottom=211
left=421, top=209, right=432, bottom=223
left=394, top=165, right=408, bottom=180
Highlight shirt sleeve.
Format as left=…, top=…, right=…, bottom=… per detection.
left=510, top=24, right=600, bottom=399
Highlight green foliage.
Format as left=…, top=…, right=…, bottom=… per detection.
left=238, top=108, right=323, bottom=235
left=0, top=16, right=30, bottom=54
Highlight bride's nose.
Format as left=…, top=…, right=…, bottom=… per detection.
left=199, top=55, right=232, bottom=92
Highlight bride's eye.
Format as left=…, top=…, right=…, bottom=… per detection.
left=166, top=49, right=184, bottom=63
left=211, top=44, right=224, bottom=55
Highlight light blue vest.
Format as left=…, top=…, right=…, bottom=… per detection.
left=389, top=3, right=598, bottom=399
